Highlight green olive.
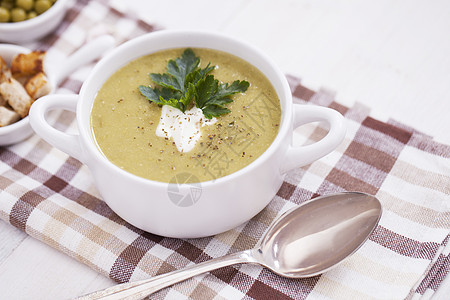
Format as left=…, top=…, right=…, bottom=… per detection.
left=34, top=0, right=50, bottom=14
left=0, top=1, right=14, bottom=10
left=16, top=0, right=34, bottom=11
left=0, top=0, right=55, bottom=22
left=27, top=10, right=36, bottom=19
left=11, top=7, right=26, bottom=22
left=0, top=7, right=11, bottom=22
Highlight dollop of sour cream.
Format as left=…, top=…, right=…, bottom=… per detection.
left=156, top=105, right=217, bottom=152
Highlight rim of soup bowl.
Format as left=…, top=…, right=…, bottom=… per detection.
left=79, top=30, right=293, bottom=187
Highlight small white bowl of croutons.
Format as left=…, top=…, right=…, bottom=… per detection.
left=0, top=44, right=47, bottom=145
left=0, top=0, right=71, bottom=43
left=0, top=35, right=115, bottom=146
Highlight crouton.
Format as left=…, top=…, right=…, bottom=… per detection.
left=25, top=72, right=52, bottom=99
left=13, top=74, right=31, bottom=86
left=0, top=106, right=21, bottom=127
left=0, top=78, right=34, bottom=118
left=11, top=51, right=45, bottom=77
left=0, top=56, right=11, bottom=83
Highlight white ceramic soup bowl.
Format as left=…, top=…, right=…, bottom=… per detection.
left=29, top=30, right=346, bottom=238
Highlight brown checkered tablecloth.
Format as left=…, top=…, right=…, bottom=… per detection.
left=1, top=0, right=449, bottom=299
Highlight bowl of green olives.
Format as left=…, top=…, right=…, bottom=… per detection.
left=0, top=0, right=70, bottom=43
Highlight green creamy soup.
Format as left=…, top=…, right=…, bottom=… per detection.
left=91, top=48, right=281, bottom=183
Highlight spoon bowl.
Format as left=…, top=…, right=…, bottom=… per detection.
left=257, top=192, right=382, bottom=278
left=0, top=35, right=115, bottom=146
left=77, top=192, right=382, bottom=299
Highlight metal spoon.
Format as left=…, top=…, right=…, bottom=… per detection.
left=78, top=192, right=382, bottom=300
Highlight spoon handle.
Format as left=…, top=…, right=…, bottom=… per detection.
left=76, top=250, right=254, bottom=300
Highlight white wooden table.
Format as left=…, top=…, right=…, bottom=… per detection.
left=1, top=0, right=450, bottom=298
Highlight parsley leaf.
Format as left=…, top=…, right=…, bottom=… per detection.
left=150, top=49, right=199, bottom=92
left=139, top=48, right=249, bottom=117
left=196, top=75, right=249, bottom=118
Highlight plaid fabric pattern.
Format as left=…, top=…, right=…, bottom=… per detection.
left=1, top=1, right=449, bottom=299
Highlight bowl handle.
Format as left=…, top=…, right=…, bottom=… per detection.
left=280, top=104, right=346, bottom=174
left=29, top=94, right=86, bottom=164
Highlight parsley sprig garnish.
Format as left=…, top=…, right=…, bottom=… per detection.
left=139, top=49, right=249, bottom=119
